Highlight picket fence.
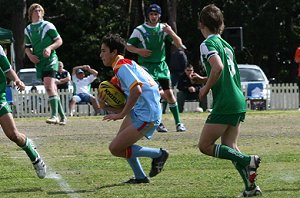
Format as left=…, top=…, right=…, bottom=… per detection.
left=9, top=83, right=299, bottom=118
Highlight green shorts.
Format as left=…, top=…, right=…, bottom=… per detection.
left=141, top=61, right=170, bottom=81
left=0, top=102, right=12, bottom=117
left=206, top=112, right=246, bottom=126
left=36, top=55, right=59, bottom=79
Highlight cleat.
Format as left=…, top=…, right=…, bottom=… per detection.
left=46, top=116, right=59, bottom=124
left=149, top=148, right=169, bottom=177
left=176, top=123, right=186, bottom=132
left=59, top=117, right=67, bottom=125
left=246, top=155, right=261, bottom=188
left=157, top=123, right=168, bottom=133
left=32, top=157, right=47, bottom=179
left=123, top=177, right=150, bottom=184
left=238, top=186, right=262, bottom=197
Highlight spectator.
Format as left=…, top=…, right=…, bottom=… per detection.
left=177, top=65, right=206, bottom=113
left=169, top=48, right=188, bottom=87
left=55, top=61, right=71, bottom=91
left=294, top=46, right=300, bottom=109
left=69, top=65, right=99, bottom=116
left=56, top=61, right=71, bottom=112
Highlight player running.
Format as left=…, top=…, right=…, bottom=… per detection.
left=0, top=45, right=46, bottom=179
left=99, top=33, right=168, bottom=183
left=192, top=4, right=262, bottom=197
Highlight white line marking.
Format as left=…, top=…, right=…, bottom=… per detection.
left=47, top=168, right=80, bottom=198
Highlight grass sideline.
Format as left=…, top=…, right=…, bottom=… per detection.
left=0, top=110, right=299, bottom=197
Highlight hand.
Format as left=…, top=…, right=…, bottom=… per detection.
left=15, top=80, right=25, bottom=91
left=191, top=73, right=205, bottom=84
left=43, top=47, right=52, bottom=58
left=199, top=86, right=209, bottom=101
left=28, top=54, right=40, bottom=64
left=188, top=86, right=196, bottom=93
left=162, top=23, right=174, bottom=34
left=103, top=113, right=124, bottom=121
left=138, top=49, right=152, bottom=57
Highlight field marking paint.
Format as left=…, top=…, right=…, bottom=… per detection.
left=47, top=168, right=80, bottom=198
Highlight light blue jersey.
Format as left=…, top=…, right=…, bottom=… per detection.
left=112, top=55, right=162, bottom=122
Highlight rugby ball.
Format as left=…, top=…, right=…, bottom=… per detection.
left=98, top=81, right=126, bottom=108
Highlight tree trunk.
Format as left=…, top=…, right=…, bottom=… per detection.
left=10, top=0, right=26, bottom=71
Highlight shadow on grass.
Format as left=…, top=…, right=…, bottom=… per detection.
left=1, top=187, right=43, bottom=193
left=263, top=187, right=300, bottom=193
left=47, top=183, right=126, bottom=195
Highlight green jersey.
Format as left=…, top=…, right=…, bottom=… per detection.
left=200, top=34, right=246, bottom=114
left=24, top=20, right=60, bottom=79
left=0, top=45, right=11, bottom=102
left=127, top=22, right=172, bottom=64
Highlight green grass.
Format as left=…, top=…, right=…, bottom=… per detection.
left=0, top=111, right=299, bottom=197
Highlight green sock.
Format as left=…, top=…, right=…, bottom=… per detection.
left=57, top=98, right=65, bottom=119
left=49, top=96, right=58, bottom=117
left=169, top=102, right=181, bottom=124
left=21, top=138, right=39, bottom=162
left=232, top=161, right=257, bottom=191
left=214, top=144, right=251, bottom=167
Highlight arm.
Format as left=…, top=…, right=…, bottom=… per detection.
left=295, top=48, right=300, bottom=63
left=6, top=69, right=25, bottom=91
left=57, top=71, right=71, bottom=84
left=162, top=23, right=185, bottom=49
left=199, top=55, right=223, bottom=100
left=126, top=44, right=152, bottom=58
left=72, top=65, right=98, bottom=76
left=103, top=84, right=142, bottom=121
left=43, top=37, right=63, bottom=58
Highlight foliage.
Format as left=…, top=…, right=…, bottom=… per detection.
left=0, top=0, right=300, bottom=83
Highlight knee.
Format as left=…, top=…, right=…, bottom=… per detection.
left=198, top=142, right=210, bottom=155
left=108, top=143, right=119, bottom=157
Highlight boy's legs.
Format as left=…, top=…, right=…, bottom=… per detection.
left=0, top=110, right=46, bottom=178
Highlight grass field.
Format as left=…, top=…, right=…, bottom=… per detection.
left=0, top=110, right=299, bottom=198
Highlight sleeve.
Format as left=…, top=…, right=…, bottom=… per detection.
left=87, top=74, right=96, bottom=83
left=45, top=22, right=60, bottom=41
left=200, top=42, right=218, bottom=62
left=117, top=65, right=142, bottom=91
left=0, top=46, right=11, bottom=73
left=127, top=28, right=142, bottom=47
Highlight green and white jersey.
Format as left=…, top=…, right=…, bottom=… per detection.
left=0, top=45, right=11, bottom=100
left=127, top=22, right=172, bottom=64
left=24, top=20, right=60, bottom=78
left=200, top=34, right=246, bottom=114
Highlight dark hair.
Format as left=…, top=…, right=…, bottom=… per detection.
left=101, top=33, right=126, bottom=55
left=199, top=4, right=224, bottom=34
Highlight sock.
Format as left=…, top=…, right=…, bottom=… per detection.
left=214, top=144, right=251, bottom=167
left=232, top=161, right=257, bottom=191
left=21, top=138, right=39, bottom=162
left=127, top=157, right=146, bottom=179
left=169, top=102, right=181, bottom=124
left=129, top=145, right=161, bottom=158
left=49, top=96, right=58, bottom=117
left=57, top=97, right=65, bottom=119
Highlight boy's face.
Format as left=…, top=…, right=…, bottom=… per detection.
left=100, top=43, right=115, bottom=67
left=31, top=7, right=44, bottom=22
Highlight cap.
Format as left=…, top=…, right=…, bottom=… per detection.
left=147, top=4, right=161, bottom=15
left=76, top=69, right=84, bottom=74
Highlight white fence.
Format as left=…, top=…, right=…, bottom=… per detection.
left=9, top=83, right=299, bottom=118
